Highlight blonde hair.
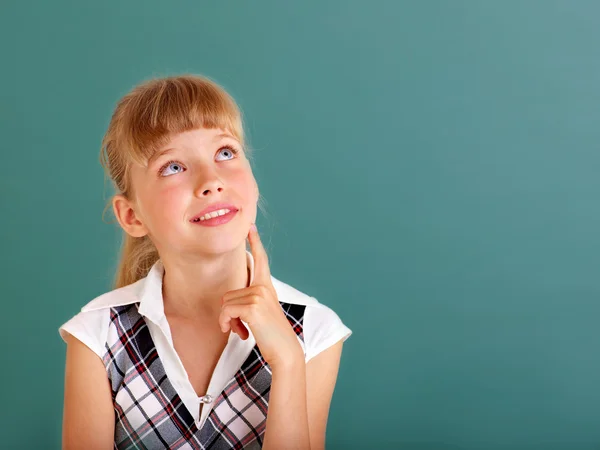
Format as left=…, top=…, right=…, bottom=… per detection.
left=100, top=74, right=259, bottom=289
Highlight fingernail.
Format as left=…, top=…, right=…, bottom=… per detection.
left=250, top=223, right=257, bottom=232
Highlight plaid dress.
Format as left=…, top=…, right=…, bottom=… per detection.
left=103, top=301, right=306, bottom=449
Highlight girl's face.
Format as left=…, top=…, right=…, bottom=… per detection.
left=124, top=127, right=259, bottom=257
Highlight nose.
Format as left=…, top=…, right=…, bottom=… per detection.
left=194, top=170, right=224, bottom=197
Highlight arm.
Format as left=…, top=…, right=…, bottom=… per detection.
left=62, top=332, right=115, bottom=450
left=262, top=352, right=311, bottom=450
left=305, top=339, right=344, bottom=450
left=220, top=226, right=346, bottom=449
left=262, top=339, right=344, bottom=450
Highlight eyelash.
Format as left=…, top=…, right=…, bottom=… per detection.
left=157, top=146, right=240, bottom=177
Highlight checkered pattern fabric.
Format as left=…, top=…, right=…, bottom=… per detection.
left=102, top=302, right=306, bottom=449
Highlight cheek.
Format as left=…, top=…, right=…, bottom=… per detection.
left=232, top=169, right=258, bottom=203
left=147, top=185, right=186, bottom=223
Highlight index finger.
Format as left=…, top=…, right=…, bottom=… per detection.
left=247, top=223, right=271, bottom=286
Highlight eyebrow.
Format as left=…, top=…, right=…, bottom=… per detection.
left=147, top=132, right=237, bottom=167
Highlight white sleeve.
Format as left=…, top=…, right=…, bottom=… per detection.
left=303, top=299, right=352, bottom=362
left=58, top=308, right=109, bottom=359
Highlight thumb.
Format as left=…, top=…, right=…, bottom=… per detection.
left=230, top=317, right=249, bottom=340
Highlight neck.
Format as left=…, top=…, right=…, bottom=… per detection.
left=160, top=244, right=249, bottom=321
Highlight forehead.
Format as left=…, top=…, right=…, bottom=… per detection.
left=146, top=127, right=238, bottom=167
left=165, top=127, right=237, bottom=148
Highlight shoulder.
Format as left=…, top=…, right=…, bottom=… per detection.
left=271, top=275, right=353, bottom=362
left=58, top=282, right=141, bottom=359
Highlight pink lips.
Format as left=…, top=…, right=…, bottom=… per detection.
left=190, top=203, right=239, bottom=227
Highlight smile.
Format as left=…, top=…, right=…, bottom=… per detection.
left=191, top=209, right=238, bottom=227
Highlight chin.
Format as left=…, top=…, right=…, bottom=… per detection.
left=193, top=232, right=247, bottom=256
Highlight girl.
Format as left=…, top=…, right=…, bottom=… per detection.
left=58, top=74, right=352, bottom=450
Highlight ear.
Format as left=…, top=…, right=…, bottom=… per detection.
left=112, top=194, right=149, bottom=238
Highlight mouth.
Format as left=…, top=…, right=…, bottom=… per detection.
left=190, top=207, right=239, bottom=227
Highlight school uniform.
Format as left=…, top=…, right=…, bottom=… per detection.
left=58, top=250, right=352, bottom=449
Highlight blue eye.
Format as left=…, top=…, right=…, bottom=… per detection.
left=216, top=146, right=239, bottom=161
left=159, top=160, right=185, bottom=177
left=157, top=146, right=240, bottom=177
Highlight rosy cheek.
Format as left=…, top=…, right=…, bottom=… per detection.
left=153, top=185, right=185, bottom=216
left=231, top=167, right=256, bottom=193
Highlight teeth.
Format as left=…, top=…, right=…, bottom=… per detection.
left=194, top=208, right=231, bottom=222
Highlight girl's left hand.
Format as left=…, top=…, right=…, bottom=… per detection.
left=218, top=224, right=305, bottom=370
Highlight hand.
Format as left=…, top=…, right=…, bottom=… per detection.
left=219, top=224, right=304, bottom=369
